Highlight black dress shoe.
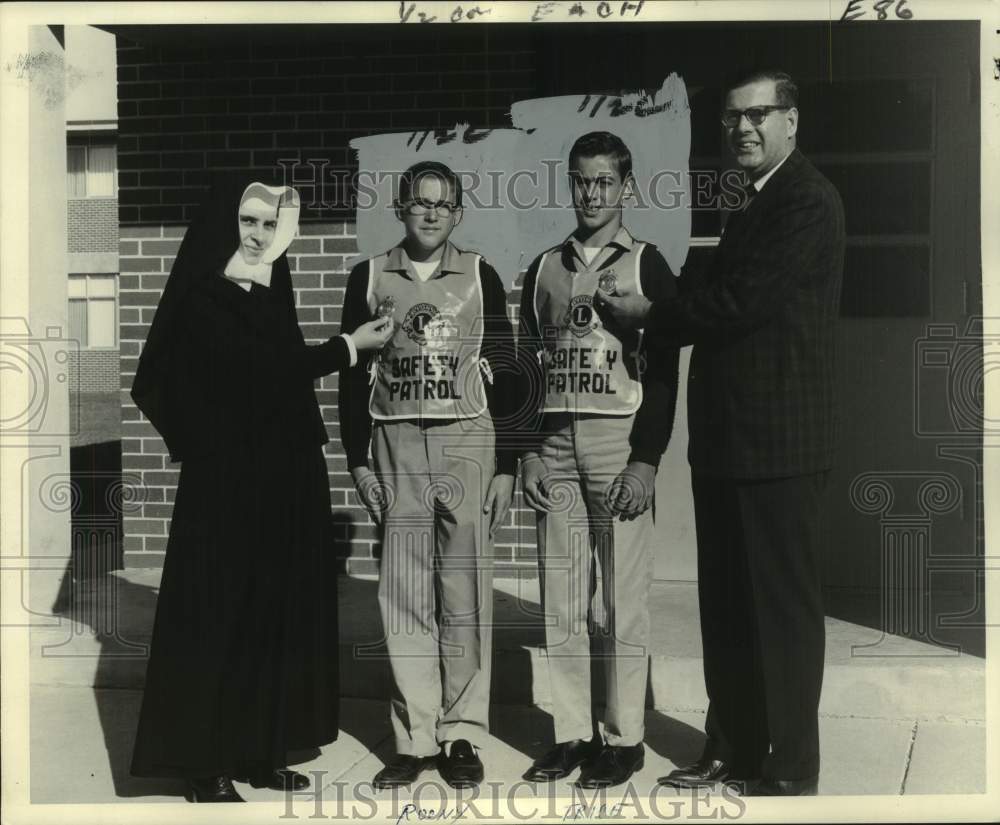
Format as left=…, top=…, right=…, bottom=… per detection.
left=186, top=775, right=244, bottom=802
left=658, top=756, right=733, bottom=788
left=438, top=740, right=484, bottom=789
left=246, top=768, right=311, bottom=791
left=372, top=755, right=437, bottom=789
left=523, top=737, right=603, bottom=782
left=748, top=775, right=818, bottom=796
left=575, top=744, right=644, bottom=789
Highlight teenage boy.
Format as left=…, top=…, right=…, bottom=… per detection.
left=519, top=132, right=679, bottom=788
left=339, top=161, right=519, bottom=790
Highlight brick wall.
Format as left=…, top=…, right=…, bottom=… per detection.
left=69, top=350, right=119, bottom=393
left=68, top=196, right=118, bottom=254
left=115, top=27, right=537, bottom=224
left=114, top=26, right=543, bottom=569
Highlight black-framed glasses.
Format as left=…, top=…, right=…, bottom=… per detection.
left=721, top=105, right=791, bottom=128
left=400, top=199, right=459, bottom=217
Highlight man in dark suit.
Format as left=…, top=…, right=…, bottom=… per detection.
left=596, top=70, right=845, bottom=796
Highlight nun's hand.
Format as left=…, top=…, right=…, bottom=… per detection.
left=593, top=290, right=653, bottom=331
left=350, top=317, right=394, bottom=352
left=351, top=466, right=389, bottom=526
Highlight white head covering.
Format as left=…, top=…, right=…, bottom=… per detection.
left=224, top=183, right=301, bottom=289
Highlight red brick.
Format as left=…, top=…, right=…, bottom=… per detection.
left=288, top=237, right=321, bottom=255
left=129, top=455, right=165, bottom=470
left=295, top=255, right=343, bottom=272
left=124, top=551, right=167, bottom=568
left=120, top=226, right=159, bottom=239
left=120, top=257, right=163, bottom=274
left=140, top=240, right=182, bottom=256
left=118, top=151, right=162, bottom=170
left=322, top=237, right=358, bottom=253
left=137, top=471, right=181, bottom=487
left=124, top=518, right=167, bottom=536
left=122, top=421, right=161, bottom=439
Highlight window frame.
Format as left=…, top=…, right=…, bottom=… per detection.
left=66, top=140, right=118, bottom=200
left=68, top=273, right=119, bottom=350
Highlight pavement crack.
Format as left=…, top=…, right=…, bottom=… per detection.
left=326, top=731, right=395, bottom=785
left=898, top=720, right=918, bottom=794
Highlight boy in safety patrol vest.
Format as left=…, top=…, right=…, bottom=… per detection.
left=338, top=161, right=521, bottom=790
left=519, top=132, right=680, bottom=788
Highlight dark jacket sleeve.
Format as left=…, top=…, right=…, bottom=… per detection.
left=338, top=261, right=375, bottom=470
left=515, top=256, right=546, bottom=457
left=479, top=260, right=521, bottom=475
left=300, top=333, right=351, bottom=380
left=648, top=180, right=835, bottom=347
left=627, top=245, right=679, bottom=467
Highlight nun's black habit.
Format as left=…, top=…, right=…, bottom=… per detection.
left=130, top=177, right=346, bottom=779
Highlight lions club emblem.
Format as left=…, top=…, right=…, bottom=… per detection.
left=563, top=294, right=599, bottom=338
left=403, top=302, right=459, bottom=347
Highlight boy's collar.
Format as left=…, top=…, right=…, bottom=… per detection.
left=384, top=241, right=464, bottom=278
left=564, top=225, right=635, bottom=260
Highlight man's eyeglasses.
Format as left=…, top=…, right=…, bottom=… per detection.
left=400, top=199, right=459, bottom=217
left=721, top=105, right=791, bottom=128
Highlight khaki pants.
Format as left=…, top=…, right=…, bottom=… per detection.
left=372, top=417, right=495, bottom=757
left=534, top=413, right=654, bottom=746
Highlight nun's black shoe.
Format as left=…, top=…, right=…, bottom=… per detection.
left=186, top=775, right=244, bottom=802
left=247, top=769, right=311, bottom=791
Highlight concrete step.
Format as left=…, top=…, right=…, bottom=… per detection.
left=28, top=686, right=988, bottom=803
left=29, top=569, right=985, bottom=722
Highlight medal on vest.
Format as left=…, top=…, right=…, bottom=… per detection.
left=376, top=296, right=397, bottom=319
left=598, top=268, right=618, bottom=295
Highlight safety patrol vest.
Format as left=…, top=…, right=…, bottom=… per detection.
left=367, top=244, right=488, bottom=421
left=533, top=238, right=646, bottom=415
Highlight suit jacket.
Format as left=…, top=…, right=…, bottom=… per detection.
left=649, top=149, right=845, bottom=478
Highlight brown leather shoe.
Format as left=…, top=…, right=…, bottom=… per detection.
left=523, top=737, right=603, bottom=782
left=372, top=755, right=437, bottom=789
left=575, top=744, right=644, bottom=789
left=439, top=740, right=484, bottom=789
left=748, top=775, right=818, bottom=796
left=658, top=756, right=733, bottom=788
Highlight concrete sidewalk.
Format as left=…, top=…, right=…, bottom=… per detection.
left=27, top=570, right=986, bottom=804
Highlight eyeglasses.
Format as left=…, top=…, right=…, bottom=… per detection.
left=721, top=105, right=791, bottom=128
left=400, top=199, right=459, bottom=217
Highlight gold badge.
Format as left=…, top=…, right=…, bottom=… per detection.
left=598, top=269, right=618, bottom=295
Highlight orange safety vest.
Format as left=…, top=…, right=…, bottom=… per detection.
left=367, top=246, right=488, bottom=421
left=533, top=241, right=646, bottom=415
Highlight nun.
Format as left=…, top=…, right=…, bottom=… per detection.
left=129, top=176, right=391, bottom=802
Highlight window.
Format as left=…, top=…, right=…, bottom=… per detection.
left=69, top=275, right=117, bottom=348
left=67, top=142, right=116, bottom=197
